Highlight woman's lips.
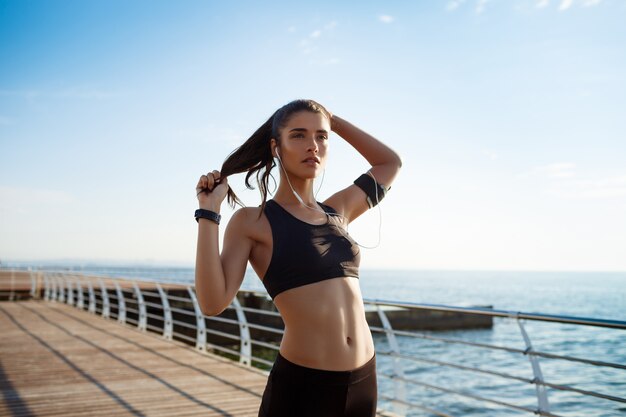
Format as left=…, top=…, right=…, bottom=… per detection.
left=302, top=157, right=320, bottom=164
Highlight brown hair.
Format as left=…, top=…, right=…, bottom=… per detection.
left=219, top=99, right=331, bottom=213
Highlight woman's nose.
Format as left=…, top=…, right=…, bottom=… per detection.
left=307, top=137, right=319, bottom=152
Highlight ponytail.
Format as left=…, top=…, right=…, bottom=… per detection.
left=219, top=99, right=330, bottom=215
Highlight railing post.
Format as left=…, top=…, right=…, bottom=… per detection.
left=133, top=282, right=147, bottom=332
left=186, top=286, right=207, bottom=352
left=66, top=276, right=74, bottom=306
left=517, top=318, right=550, bottom=414
left=49, top=274, right=56, bottom=301
left=44, top=274, right=50, bottom=301
left=114, top=281, right=126, bottom=324
left=99, top=278, right=110, bottom=319
left=156, top=284, right=173, bottom=340
left=87, top=280, right=96, bottom=314
left=231, top=296, right=252, bottom=366
left=55, top=274, right=62, bottom=301
left=57, top=275, right=65, bottom=303
left=376, top=305, right=408, bottom=417
left=30, top=271, right=37, bottom=299
left=39, top=271, right=44, bottom=299
left=56, top=274, right=61, bottom=301
left=76, top=277, right=84, bottom=310
left=9, top=269, right=15, bottom=301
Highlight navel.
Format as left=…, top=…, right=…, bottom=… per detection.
left=346, top=336, right=352, bottom=345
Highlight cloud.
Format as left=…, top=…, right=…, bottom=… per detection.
left=547, top=175, right=626, bottom=199
left=318, top=58, right=339, bottom=65
left=518, top=163, right=626, bottom=200
left=535, top=162, right=577, bottom=178
left=296, top=21, right=339, bottom=66
left=517, top=162, right=576, bottom=179
left=446, top=0, right=466, bottom=11
left=298, top=39, right=318, bottom=55
left=481, top=149, right=499, bottom=160
left=476, top=0, right=490, bottom=14
left=445, top=0, right=603, bottom=14
left=379, top=15, right=394, bottom=23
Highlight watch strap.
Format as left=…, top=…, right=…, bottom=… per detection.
left=195, top=209, right=221, bottom=225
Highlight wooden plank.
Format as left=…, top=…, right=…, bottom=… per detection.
left=0, top=301, right=268, bottom=416
left=0, top=301, right=399, bottom=416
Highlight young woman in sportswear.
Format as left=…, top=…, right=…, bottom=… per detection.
left=194, top=99, right=402, bottom=417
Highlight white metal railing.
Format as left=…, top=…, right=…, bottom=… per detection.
left=1, top=269, right=624, bottom=417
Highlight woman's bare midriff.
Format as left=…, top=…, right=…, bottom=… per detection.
left=245, top=206, right=375, bottom=371
left=272, top=276, right=375, bottom=371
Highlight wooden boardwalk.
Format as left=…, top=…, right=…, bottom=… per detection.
left=0, top=301, right=396, bottom=417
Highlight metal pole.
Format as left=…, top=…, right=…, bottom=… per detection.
left=30, top=271, right=37, bottom=299
left=231, top=296, right=251, bottom=366
left=377, top=305, right=408, bottom=417
left=187, top=286, right=207, bottom=352
left=66, top=276, right=74, bottom=306
left=9, top=269, right=15, bottom=301
left=76, top=277, right=84, bottom=310
left=517, top=318, right=550, bottom=414
left=156, top=284, right=172, bottom=340
left=133, top=282, right=147, bottom=331
left=114, top=281, right=126, bottom=324
left=57, top=275, right=65, bottom=303
left=87, top=280, right=96, bottom=314
left=99, top=278, right=110, bottom=319
left=43, top=274, right=50, bottom=301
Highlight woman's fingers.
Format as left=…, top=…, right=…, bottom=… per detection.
left=196, top=175, right=208, bottom=190
left=206, top=170, right=223, bottom=190
left=209, top=170, right=221, bottom=187
left=196, top=170, right=225, bottom=197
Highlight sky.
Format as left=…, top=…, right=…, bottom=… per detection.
left=1, top=0, right=625, bottom=271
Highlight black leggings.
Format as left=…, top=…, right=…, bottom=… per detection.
left=258, top=352, right=377, bottom=417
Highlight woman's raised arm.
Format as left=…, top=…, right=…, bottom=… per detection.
left=324, top=115, right=402, bottom=223
left=194, top=171, right=251, bottom=316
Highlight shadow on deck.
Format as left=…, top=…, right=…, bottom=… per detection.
left=0, top=301, right=398, bottom=417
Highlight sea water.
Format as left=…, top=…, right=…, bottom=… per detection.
left=14, top=265, right=626, bottom=416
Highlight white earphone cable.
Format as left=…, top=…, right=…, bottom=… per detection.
left=275, top=153, right=382, bottom=249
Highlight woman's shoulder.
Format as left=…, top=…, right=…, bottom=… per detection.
left=228, top=205, right=271, bottom=232
left=227, top=205, right=271, bottom=244
left=230, top=206, right=264, bottom=224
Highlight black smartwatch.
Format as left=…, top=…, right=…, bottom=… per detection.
left=195, top=209, right=221, bottom=225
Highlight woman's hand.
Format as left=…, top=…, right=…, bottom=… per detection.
left=196, top=170, right=229, bottom=211
left=327, top=109, right=335, bottom=131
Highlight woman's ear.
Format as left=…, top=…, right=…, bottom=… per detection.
left=270, top=138, right=278, bottom=157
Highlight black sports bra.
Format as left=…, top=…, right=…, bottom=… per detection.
left=262, top=199, right=361, bottom=300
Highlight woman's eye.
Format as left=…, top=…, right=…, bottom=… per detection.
left=291, top=133, right=327, bottom=140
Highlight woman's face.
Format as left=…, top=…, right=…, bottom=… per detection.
left=273, top=111, right=330, bottom=179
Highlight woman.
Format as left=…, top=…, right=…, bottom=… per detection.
left=194, top=99, right=401, bottom=417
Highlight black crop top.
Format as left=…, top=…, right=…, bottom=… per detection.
left=262, top=199, right=361, bottom=300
